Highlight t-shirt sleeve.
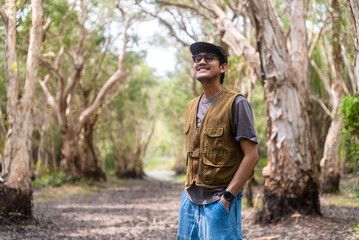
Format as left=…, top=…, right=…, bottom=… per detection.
left=231, top=95, right=258, bottom=143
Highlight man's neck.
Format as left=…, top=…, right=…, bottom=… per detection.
left=201, top=81, right=223, bottom=100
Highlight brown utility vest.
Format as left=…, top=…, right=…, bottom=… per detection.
left=183, top=87, right=244, bottom=189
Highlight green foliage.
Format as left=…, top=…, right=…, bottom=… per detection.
left=144, top=48, right=194, bottom=172
left=354, top=185, right=359, bottom=200
left=250, top=84, right=267, bottom=159
left=349, top=221, right=359, bottom=238
left=341, top=96, right=359, bottom=136
left=310, top=45, right=328, bottom=98
left=32, top=170, right=74, bottom=188
left=145, top=155, right=174, bottom=172
left=95, top=50, right=158, bottom=176
left=103, top=151, right=116, bottom=174
left=8, top=212, right=21, bottom=216
left=341, top=96, right=359, bottom=173
left=254, top=158, right=267, bottom=183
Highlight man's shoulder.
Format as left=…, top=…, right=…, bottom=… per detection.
left=187, top=95, right=201, bottom=105
left=185, top=95, right=201, bottom=111
left=222, top=87, right=248, bottom=105
left=223, top=87, right=246, bottom=103
left=233, top=94, right=248, bottom=104
left=223, top=86, right=239, bottom=96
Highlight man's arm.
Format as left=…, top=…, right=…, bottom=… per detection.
left=221, top=139, right=259, bottom=209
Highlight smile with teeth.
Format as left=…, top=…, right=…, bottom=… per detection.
left=196, top=65, right=210, bottom=71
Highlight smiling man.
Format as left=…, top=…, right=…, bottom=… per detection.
left=177, top=42, right=259, bottom=240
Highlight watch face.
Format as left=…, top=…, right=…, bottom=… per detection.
left=224, top=191, right=234, bottom=201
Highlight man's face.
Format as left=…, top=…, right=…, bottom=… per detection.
left=192, top=52, right=227, bottom=83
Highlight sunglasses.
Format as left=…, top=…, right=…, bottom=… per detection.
left=192, top=53, right=217, bottom=63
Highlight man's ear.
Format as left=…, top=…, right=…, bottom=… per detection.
left=220, top=63, right=228, bottom=74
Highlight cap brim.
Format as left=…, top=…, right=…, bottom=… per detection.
left=190, top=42, right=222, bottom=56
left=190, top=42, right=227, bottom=63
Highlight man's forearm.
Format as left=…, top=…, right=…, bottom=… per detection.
left=226, top=152, right=259, bottom=197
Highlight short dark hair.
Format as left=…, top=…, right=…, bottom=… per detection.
left=218, top=58, right=225, bottom=84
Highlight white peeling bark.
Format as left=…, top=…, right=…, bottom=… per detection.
left=1, top=0, right=44, bottom=217
left=250, top=0, right=320, bottom=222
left=349, top=0, right=359, bottom=93
left=320, top=0, right=346, bottom=193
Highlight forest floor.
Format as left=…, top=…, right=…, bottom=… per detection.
left=0, top=175, right=358, bottom=240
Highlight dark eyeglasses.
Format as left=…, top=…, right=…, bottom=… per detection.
left=192, top=53, right=217, bottom=63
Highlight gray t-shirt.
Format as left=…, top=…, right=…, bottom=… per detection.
left=186, top=93, right=258, bottom=205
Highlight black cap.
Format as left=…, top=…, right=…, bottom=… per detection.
left=190, top=42, right=228, bottom=64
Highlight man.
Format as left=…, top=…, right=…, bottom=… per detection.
left=177, top=42, right=259, bottom=240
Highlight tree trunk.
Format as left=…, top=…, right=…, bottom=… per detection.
left=250, top=0, right=320, bottom=223
left=38, top=4, right=131, bottom=182
left=0, top=118, right=34, bottom=218
left=349, top=0, right=359, bottom=93
left=0, top=0, right=43, bottom=219
left=60, top=126, right=81, bottom=178
left=0, top=108, right=5, bottom=173
left=35, top=106, right=52, bottom=175
left=35, top=128, right=46, bottom=176
left=114, top=120, right=155, bottom=179
left=320, top=0, right=344, bottom=193
left=320, top=115, right=342, bottom=193
left=115, top=154, right=143, bottom=179
left=115, top=143, right=145, bottom=179
left=245, top=178, right=254, bottom=208
left=79, top=119, right=106, bottom=181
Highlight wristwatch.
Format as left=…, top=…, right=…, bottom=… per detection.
left=223, top=190, right=234, bottom=202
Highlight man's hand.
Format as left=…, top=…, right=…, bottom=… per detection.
left=220, top=195, right=230, bottom=211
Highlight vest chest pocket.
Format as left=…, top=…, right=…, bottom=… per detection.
left=203, top=127, right=224, bottom=152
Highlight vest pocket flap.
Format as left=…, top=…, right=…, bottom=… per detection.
left=204, top=127, right=224, bottom=137
left=183, top=123, right=191, bottom=134
left=202, top=154, right=235, bottom=167
left=189, top=151, right=201, bottom=158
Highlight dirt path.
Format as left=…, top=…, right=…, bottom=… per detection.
left=0, top=178, right=358, bottom=240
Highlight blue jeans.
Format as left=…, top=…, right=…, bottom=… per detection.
left=177, top=190, right=243, bottom=240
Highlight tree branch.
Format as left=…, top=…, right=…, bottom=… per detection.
left=308, top=17, right=330, bottom=59
left=136, top=0, right=191, bottom=46
left=156, top=0, right=200, bottom=13
left=341, top=44, right=356, bottom=93
left=310, top=59, right=331, bottom=96
left=39, top=74, right=59, bottom=116
left=202, top=0, right=261, bottom=80
left=168, top=8, right=197, bottom=41
left=0, top=7, right=8, bottom=26
left=22, top=0, right=44, bottom=111
left=78, top=70, right=128, bottom=126
left=63, top=58, right=84, bottom=101
left=42, top=18, right=51, bottom=32
left=78, top=3, right=131, bottom=127
left=310, top=95, right=331, bottom=117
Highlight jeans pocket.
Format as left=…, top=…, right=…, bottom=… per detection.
left=217, top=199, right=231, bottom=214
